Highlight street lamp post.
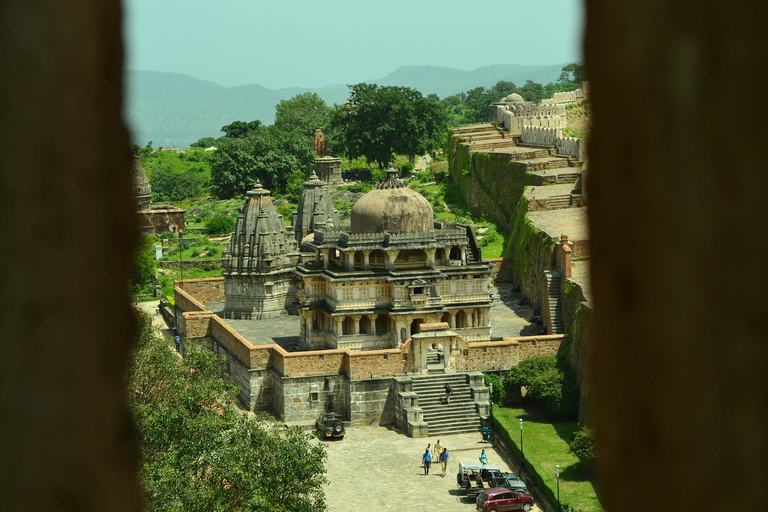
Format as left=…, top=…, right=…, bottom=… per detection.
left=179, top=231, right=184, bottom=290
left=519, top=418, right=524, bottom=473
left=556, top=464, right=560, bottom=512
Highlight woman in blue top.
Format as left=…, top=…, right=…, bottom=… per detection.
left=479, top=449, right=487, bottom=465
left=423, top=448, right=432, bottom=475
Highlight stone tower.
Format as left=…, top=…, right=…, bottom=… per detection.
left=292, top=171, right=341, bottom=246
left=221, top=183, right=299, bottom=319
left=133, top=155, right=152, bottom=210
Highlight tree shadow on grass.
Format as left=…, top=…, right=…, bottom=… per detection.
left=558, top=459, right=593, bottom=482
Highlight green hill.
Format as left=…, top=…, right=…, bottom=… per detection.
left=125, top=63, right=577, bottom=147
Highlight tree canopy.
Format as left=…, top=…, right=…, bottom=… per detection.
left=273, top=92, right=330, bottom=139
left=209, top=124, right=313, bottom=198
left=127, top=315, right=328, bottom=512
left=330, top=83, right=446, bottom=168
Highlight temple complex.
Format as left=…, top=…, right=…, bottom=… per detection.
left=220, top=182, right=299, bottom=319
left=295, top=169, right=493, bottom=354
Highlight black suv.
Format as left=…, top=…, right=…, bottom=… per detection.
left=315, top=412, right=345, bottom=439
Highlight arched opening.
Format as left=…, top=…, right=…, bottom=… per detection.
left=312, top=312, right=318, bottom=330
left=440, top=312, right=451, bottom=324
left=342, top=316, right=355, bottom=335
left=456, top=310, right=468, bottom=328
left=449, top=246, right=461, bottom=261
left=400, top=327, right=407, bottom=342
left=376, top=315, right=390, bottom=334
left=410, top=318, right=423, bottom=337
left=359, top=316, right=371, bottom=335
left=354, top=251, right=364, bottom=268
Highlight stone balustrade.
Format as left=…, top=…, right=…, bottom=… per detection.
left=521, top=125, right=562, bottom=146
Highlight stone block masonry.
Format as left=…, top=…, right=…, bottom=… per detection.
left=175, top=282, right=564, bottom=426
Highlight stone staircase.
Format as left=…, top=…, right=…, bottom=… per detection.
left=547, top=195, right=573, bottom=210
left=556, top=172, right=581, bottom=183
left=410, top=373, right=485, bottom=436
left=544, top=270, right=564, bottom=334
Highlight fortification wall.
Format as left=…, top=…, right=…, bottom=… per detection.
left=502, top=198, right=557, bottom=310
left=555, top=137, right=586, bottom=160
left=540, top=87, right=587, bottom=105
left=449, top=133, right=530, bottom=227
left=175, top=278, right=225, bottom=302
left=521, top=126, right=562, bottom=146
left=562, top=279, right=592, bottom=422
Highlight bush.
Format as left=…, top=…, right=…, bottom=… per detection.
left=276, top=202, right=296, bottom=220
left=205, top=214, right=236, bottom=235
left=570, top=426, right=597, bottom=462
left=479, top=230, right=500, bottom=247
left=506, top=356, right=579, bottom=421
left=399, top=162, right=415, bottom=177
left=347, top=182, right=373, bottom=193
left=484, top=373, right=506, bottom=404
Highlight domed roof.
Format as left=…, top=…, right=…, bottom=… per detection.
left=503, top=93, right=525, bottom=104
left=350, top=168, right=433, bottom=235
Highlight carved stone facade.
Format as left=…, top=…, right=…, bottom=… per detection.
left=132, top=155, right=152, bottom=210
left=291, top=171, right=341, bottom=247
left=314, top=156, right=342, bottom=184
left=295, top=169, right=494, bottom=353
left=221, top=183, right=299, bottom=319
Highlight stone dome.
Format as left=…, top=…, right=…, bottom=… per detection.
left=503, top=93, right=525, bottom=104
left=350, top=168, right=434, bottom=235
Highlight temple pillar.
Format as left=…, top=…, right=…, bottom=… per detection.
left=333, top=317, right=343, bottom=335
left=460, top=247, right=467, bottom=265
left=321, top=248, right=330, bottom=269
left=386, top=250, right=400, bottom=271
left=351, top=315, right=362, bottom=335
left=369, top=314, right=378, bottom=335
left=448, top=310, right=457, bottom=328
left=315, top=248, right=321, bottom=266
left=425, top=248, right=436, bottom=269
left=362, top=250, right=372, bottom=270
left=345, top=251, right=355, bottom=271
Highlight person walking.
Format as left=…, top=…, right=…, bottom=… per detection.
left=479, top=449, right=487, bottom=465
left=434, top=439, right=443, bottom=463
left=422, top=448, right=432, bottom=475
left=439, top=448, right=449, bottom=477
left=444, top=382, right=452, bottom=404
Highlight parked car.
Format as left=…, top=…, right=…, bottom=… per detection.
left=315, top=412, right=345, bottom=439
left=485, top=469, right=528, bottom=493
left=476, top=487, right=534, bottom=512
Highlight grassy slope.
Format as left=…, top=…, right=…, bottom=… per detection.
left=495, top=403, right=602, bottom=512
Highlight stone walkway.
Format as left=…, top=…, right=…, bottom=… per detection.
left=320, top=425, right=541, bottom=512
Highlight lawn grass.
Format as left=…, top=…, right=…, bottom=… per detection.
left=494, top=402, right=603, bottom=512
left=481, top=239, right=504, bottom=259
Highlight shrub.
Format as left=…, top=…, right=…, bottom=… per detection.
left=484, top=372, right=506, bottom=404
left=399, top=162, right=415, bottom=177
left=570, top=425, right=597, bottom=462
left=205, top=214, right=236, bottom=235
left=276, top=202, right=296, bottom=220
left=195, top=216, right=202, bottom=223
left=506, top=355, right=579, bottom=421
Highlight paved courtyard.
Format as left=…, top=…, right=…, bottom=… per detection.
left=320, top=425, right=541, bottom=512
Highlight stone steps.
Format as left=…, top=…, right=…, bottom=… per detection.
left=411, top=373, right=484, bottom=436
left=547, top=195, right=573, bottom=210
left=544, top=271, right=564, bottom=334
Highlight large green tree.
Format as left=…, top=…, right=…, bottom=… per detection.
left=209, top=125, right=313, bottom=198
left=274, top=92, right=330, bottom=138
left=330, top=83, right=447, bottom=168
left=128, top=316, right=327, bottom=512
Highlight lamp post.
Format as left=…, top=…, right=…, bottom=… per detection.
left=556, top=464, right=560, bottom=512
left=519, top=418, right=524, bottom=473
left=179, top=230, right=184, bottom=290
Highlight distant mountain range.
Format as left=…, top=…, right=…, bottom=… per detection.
left=125, top=63, right=570, bottom=147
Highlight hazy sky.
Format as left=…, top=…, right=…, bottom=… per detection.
left=124, top=0, right=584, bottom=89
